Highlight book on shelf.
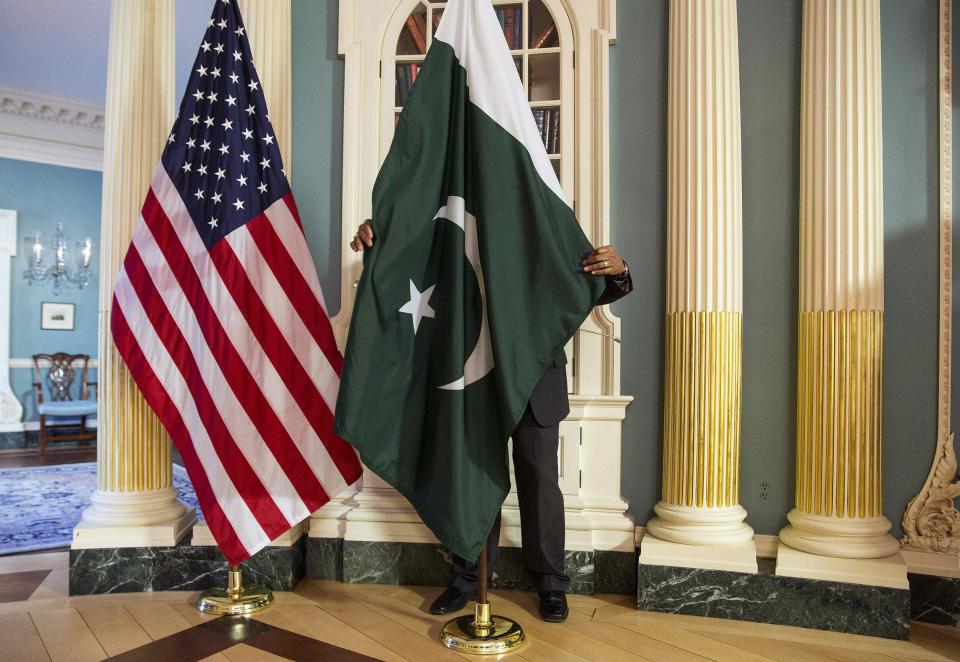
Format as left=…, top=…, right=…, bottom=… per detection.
left=533, top=24, right=558, bottom=49
left=531, top=107, right=560, bottom=154
left=404, top=14, right=427, bottom=54
left=396, top=63, right=421, bottom=107
left=496, top=6, right=522, bottom=50
left=549, top=108, right=560, bottom=154
left=533, top=109, right=545, bottom=139
left=542, top=108, right=552, bottom=152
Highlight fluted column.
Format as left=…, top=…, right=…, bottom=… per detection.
left=778, top=0, right=898, bottom=560
left=239, top=0, right=292, bottom=174
left=74, top=0, right=193, bottom=548
left=644, top=0, right=752, bottom=552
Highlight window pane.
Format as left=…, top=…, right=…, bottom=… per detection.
left=431, top=8, right=444, bottom=36
left=529, top=52, right=560, bottom=102
left=397, top=3, right=429, bottom=55
left=493, top=3, right=524, bottom=50
left=529, top=0, right=559, bottom=48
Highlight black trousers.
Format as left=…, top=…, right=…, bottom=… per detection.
left=450, top=403, right=569, bottom=594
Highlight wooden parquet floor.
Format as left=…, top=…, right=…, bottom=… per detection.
left=0, top=552, right=957, bottom=661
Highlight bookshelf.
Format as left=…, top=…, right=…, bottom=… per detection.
left=392, top=0, right=567, bottom=184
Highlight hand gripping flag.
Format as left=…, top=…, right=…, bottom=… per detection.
left=110, top=0, right=361, bottom=566
left=335, top=0, right=605, bottom=561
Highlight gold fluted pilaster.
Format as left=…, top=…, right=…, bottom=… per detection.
left=645, top=0, right=752, bottom=549
left=239, top=0, right=292, bottom=173
left=96, top=0, right=175, bottom=495
left=795, top=311, right=883, bottom=520
left=779, top=0, right=898, bottom=561
left=662, top=312, right=743, bottom=510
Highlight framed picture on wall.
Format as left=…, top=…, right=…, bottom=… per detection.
left=40, top=302, right=75, bottom=331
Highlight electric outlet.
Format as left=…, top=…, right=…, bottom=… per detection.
left=760, top=481, right=770, bottom=501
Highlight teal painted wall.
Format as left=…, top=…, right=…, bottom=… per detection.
left=0, top=158, right=101, bottom=419
left=291, top=0, right=344, bottom=312
left=881, top=0, right=940, bottom=541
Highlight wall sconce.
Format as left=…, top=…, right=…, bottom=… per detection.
left=24, top=223, right=94, bottom=295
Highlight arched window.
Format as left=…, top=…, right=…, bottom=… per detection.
left=389, top=0, right=569, bottom=187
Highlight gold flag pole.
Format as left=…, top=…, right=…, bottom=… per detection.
left=440, top=545, right=525, bottom=654
left=197, top=565, right=274, bottom=615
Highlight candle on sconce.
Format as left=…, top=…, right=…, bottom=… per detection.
left=32, top=234, right=43, bottom=264
left=81, top=238, right=92, bottom=269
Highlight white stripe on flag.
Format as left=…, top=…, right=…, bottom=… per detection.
left=114, top=268, right=269, bottom=554
left=435, top=0, right=566, bottom=206
left=130, top=218, right=310, bottom=527
left=150, top=167, right=348, bottom=498
left=264, top=202, right=330, bottom=315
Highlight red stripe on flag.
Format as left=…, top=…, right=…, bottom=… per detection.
left=244, top=213, right=343, bottom=374
left=110, top=302, right=250, bottom=565
left=139, top=190, right=333, bottom=514
left=206, top=236, right=361, bottom=483
left=122, top=246, right=291, bottom=541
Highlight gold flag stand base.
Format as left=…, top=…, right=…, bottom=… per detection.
left=198, top=566, right=274, bottom=616
left=440, top=546, right=524, bottom=654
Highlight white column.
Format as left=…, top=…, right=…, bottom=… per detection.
left=0, top=210, right=22, bottom=426
left=776, top=0, right=906, bottom=589
left=639, top=0, right=756, bottom=573
left=73, top=0, right=194, bottom=549
left=239, top=0, right=292, bottom=175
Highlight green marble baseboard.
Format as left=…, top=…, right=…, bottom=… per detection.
left=306, top=538, right=637, bottom=595
left=69, top=534, right=306, bottom=595
left=909, top=572, right=960, bottom=626
left=637, top=559, right=910, bottom=640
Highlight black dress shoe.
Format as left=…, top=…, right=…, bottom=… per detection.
left=538, top=590, right=569, bottom=622
left=428, top=586, right=475, bottom=615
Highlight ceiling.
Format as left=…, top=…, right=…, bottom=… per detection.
left=0, top=0, right=218, bottom=106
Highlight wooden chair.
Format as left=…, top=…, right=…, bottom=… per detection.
left=32, top=353, right=98, bottom=455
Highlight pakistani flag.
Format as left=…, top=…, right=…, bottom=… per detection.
left=335, top=0, right=606, bottom=561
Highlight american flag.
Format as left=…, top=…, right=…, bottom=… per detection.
left=111, top=0, right=362, bottom=565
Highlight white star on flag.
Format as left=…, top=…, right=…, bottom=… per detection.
left=399, top=280, right=436, bottom=334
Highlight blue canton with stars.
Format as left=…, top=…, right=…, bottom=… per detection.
left=161, top=0, right=290, bottom=249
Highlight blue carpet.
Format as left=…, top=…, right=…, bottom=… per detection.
left=0, top=462, right=200, bottom=555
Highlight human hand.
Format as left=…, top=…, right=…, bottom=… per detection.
left=582, top=245, right=626, bottom=276
left=350, top=220, right=375, bottom=252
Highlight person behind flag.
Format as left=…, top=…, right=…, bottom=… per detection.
left=110, top=0, right=361, bottom=566
left=351, top=223, right=631, bottom=622
left=334, top=0, right=633, bottom=624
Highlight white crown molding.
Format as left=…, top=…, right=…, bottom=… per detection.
left=0, top=86, right=105, bottom=171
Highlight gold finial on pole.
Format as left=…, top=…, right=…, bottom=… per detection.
left=197, top=565, right=274, bottom=615
left=440, top=546, right=525, bottom=654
